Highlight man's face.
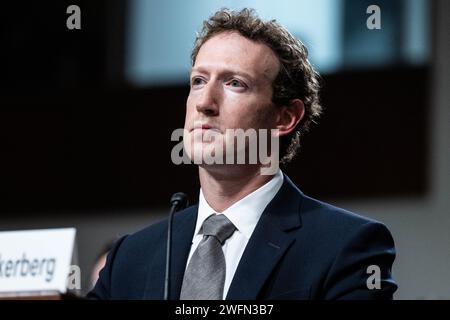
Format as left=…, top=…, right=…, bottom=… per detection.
left=184, top=31, right=280, bottom=166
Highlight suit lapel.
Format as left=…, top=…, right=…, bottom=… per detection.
left=143, top=206, right=197, bottom=299
left=226, top=175, right=304, bottom=300
left=169, top=207, right=198, bottom=299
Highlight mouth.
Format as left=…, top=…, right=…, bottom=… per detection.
left=190, top=123, right=221, bottom=133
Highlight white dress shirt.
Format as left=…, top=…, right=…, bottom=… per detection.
left=185, top=170, right=284, bottom=299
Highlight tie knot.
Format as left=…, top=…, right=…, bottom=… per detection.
left=202, top=214, right=236, bottom=244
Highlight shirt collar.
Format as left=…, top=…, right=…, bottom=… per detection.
left=196, top=170, right=284, bottom=240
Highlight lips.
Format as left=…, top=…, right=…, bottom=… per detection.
left=191, top=123, right=220, bottom=132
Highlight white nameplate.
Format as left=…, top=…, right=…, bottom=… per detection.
left=0, top=228, right=76, bottom=295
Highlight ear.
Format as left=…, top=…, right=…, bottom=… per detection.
left=275, top=99, right=305, bottom=137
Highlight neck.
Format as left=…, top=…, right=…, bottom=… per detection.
left=199, top=165, right=275, bottom=212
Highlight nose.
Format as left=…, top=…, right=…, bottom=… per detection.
left=196, top=82, right=220, bottom=117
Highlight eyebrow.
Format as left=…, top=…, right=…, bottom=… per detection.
left=190, top=66, right=256, bottom=82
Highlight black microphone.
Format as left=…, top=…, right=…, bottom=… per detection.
left=164, top=192, right=189, bottom=300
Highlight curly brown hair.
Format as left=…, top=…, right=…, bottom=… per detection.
left=191, top=8, right=322, bottom=164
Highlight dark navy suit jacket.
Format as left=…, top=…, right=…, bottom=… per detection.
left=88, top=174, right=397, bottom=300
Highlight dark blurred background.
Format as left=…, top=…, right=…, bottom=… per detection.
left=1, top=0, right=449, bottom=298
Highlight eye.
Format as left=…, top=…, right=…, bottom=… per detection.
left=191, top=77, right=205, bottom=87
left=227, top=79, right=247, bottom=88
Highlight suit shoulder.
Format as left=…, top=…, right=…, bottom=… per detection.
left=121, top=205, right=198, bottom=249
left=300, top=194, right=389, bottom=233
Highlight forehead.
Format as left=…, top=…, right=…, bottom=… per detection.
left=193, top=32, right=280, bottom=81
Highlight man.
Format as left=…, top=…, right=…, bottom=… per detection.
left=89, top=241, right=114, bottom=290
left=88, top=8, right=397, bottom=300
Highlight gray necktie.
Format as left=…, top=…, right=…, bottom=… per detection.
left=180, top=214, right=236, bottom=300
